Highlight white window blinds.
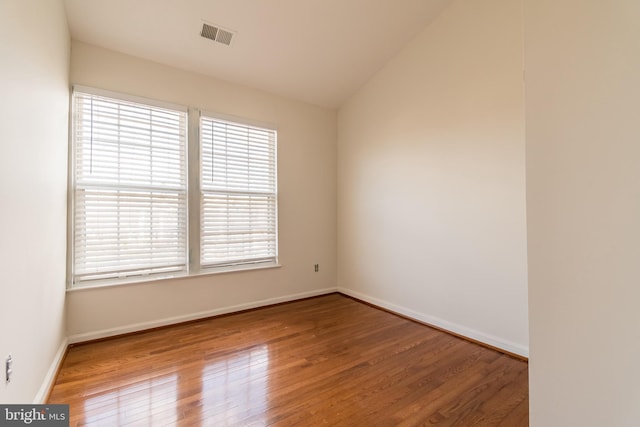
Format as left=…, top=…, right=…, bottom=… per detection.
left=200, top=116, right=277, bottom=268
left=72, top=89, right=188, bottom=285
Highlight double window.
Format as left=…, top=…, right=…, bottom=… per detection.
left=70, top=87, right=278, bottom=287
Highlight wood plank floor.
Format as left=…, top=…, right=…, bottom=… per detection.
left=49, top=293, right=528, bottom=426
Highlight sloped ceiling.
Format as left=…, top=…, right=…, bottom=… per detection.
left=64, top=0, right=453, bottom=108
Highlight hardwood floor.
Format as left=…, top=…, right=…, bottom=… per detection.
left=48, top=293, right=528, bottom=426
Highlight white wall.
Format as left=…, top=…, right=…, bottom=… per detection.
left=337, top=0, right=528, bottom=356
left=525, top=1, right=640, bottom=425
left=66, top=42, right=337, bottom=340
left=0, top=0, right=70, bottom=403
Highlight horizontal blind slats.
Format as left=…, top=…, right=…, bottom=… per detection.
left=200, top=116, right=277, bottom=267
left=72, top=91, right=188, bottom=284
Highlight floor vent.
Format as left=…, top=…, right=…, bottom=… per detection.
left=201, top=23, right=235, bottom=46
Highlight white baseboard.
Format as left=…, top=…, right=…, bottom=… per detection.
left=337, top=287, right=529, bottom=358
left=41, top=286, right=524, bottom=403
left=33, top=337, right=68, bottom=404
left=68, top=287, right=338, bottom=344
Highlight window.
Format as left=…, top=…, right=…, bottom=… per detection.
left=199, top=116, right=278, bottom=269
left=69, top=87, right=278, bottom=288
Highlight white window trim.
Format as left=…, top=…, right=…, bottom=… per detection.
left=65, top=262, right=282, bottom=292
left=73, top=85, right=188, bottom=114
left=67, top=87, right=280, bottom=289
left=197, top=110, right=279, bottom=273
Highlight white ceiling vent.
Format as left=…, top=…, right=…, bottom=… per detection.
left=201, top=23, right=235, bottom=46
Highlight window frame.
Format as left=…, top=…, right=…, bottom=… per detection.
left=67, top=87, right=280, bottom=289
left=197, top=111, right=279, bottom=272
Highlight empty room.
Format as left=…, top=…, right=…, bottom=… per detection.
left=1, top=0, right=639, bottom=426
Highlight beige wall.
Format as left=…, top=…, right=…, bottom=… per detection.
left=525, top=1, right=640, bottom=425
left=66, top=42, right=337, bottom=340
left=337, top=0, right=529, bottom=355
left=0, top=0, right=69, bottom=403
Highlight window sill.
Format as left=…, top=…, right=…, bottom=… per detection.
left=66, top=262, right=282, bottom=292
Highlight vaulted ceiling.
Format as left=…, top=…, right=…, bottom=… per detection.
left=63, top=0, right=453, bottom=108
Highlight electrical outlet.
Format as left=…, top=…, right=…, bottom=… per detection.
left=6, top=354, right=12, bottom=384
left=314, top=264, right=319, bottom=272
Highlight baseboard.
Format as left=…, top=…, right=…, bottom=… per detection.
left=33, top=337, right=68, bottom=404
left=68, top=287, right=338, bottom=344
left=337, top=287, right=529, bottom=359
left=44, top=287, right=524, bottom=401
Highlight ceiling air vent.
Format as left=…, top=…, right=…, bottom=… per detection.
left=201, top=23, right=235, bottom=46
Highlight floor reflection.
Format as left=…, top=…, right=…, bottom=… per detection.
left=195, top=344, right=269, bottom=426
left=83, top=373, right=179, bottom=425
left=79, top=345, right=269, bottom=426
